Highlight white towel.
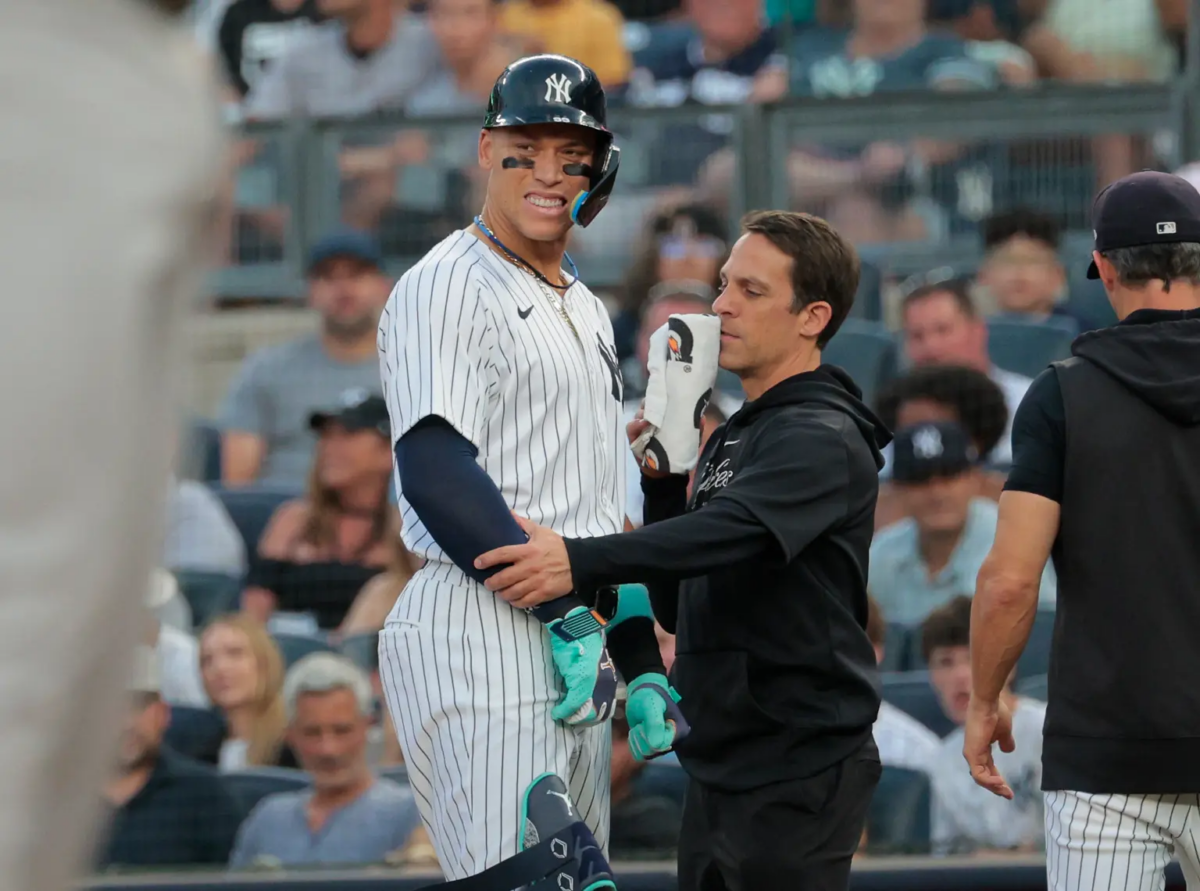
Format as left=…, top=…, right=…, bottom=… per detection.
left=631, top=314, right=721, bottom=474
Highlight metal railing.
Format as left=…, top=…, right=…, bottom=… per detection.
left=211, top=81, right=1188, bottom=301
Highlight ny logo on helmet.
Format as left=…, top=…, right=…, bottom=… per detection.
left=544, top=73, right=572, bottom=103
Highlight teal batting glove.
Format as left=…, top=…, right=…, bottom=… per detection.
left=625, top=672, right=689, bottom=761
left=546, top=606, right=619, bottom=727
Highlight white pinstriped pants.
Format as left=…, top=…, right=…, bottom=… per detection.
left=1045, top=791, right=1200, bottom=890
left=378, top=564, right=611, bottom=880
left=0, top=4, right=223, bottom=891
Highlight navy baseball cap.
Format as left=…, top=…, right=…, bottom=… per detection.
left=1087, top=171, right=1200, bottom=279
left=309, top=389, right=389, bottom=438
left=892, top=421, right=977, bottom=484
left=307, top=228, right=383, bottom=275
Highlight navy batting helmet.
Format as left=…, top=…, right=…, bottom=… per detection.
left=483, top=54, right=620, bottom=229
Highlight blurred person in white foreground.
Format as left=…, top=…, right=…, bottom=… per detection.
left=0, top=2, right=224, bottom=891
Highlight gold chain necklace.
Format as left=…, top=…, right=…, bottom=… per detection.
left=491, top=246, right=582, bottom=346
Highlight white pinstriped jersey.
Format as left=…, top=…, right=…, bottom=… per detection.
left=378, top=229, right=627, bottom=571
left=874, top=701, right=940, bottom=775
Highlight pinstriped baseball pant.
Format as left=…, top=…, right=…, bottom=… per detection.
left=1045, top=791, right=1200, bottom=890
left=379, top=563, right=611, bottom=880
left=0, top=3, right=223, bottom=891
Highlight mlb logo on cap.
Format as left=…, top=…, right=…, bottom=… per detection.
left=1087, top=171, right=1200, bottom=279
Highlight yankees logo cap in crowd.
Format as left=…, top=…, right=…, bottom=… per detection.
left=1087, top=170, right=1200, bottom=279
left=891, top=420, right=977, bottom=484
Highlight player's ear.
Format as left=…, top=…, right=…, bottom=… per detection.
left=479, top=129, right=494, bottom=172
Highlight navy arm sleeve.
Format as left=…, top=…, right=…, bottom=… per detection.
left=397, top=417, right=665, bottom=683
left=395, top=417, right=528, bottom=587
left=1003, top=369, right=1066, bottom=503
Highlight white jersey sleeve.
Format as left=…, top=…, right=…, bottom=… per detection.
left=378, top=241, right=499, bottom=449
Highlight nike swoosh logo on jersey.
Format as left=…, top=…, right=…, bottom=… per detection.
left=518, top=306, right=533, bottom=319
left=725, top=439, right=741, bottom=444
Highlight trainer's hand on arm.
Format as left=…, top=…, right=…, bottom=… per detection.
left=476, top=515, right=574, bottom=608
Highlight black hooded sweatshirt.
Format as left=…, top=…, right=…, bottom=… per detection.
left=565, top=366, right=892, bottom=791
left=1005, top=308, right=1200, bottom=794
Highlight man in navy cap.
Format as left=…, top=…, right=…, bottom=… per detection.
left=965, top=171, right=1200, bottom=890
left=219, top=228, right=390, bottom=488
left=870, top=420, right=1055, bottom=627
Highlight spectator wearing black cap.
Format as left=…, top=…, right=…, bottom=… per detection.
left=966, top=170, right=1200, bottom=887
left=873, top=364, right=1011, bottom=529
left=218, top=229, right=390, bottom=488
left=241, top=392, right=415, bottom=632
left=870, top=421, right=1056, bottom=626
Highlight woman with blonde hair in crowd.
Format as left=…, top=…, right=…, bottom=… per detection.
left=199, top=613, right=297, bottom=771
left=243, top=393, right=418, bottom=633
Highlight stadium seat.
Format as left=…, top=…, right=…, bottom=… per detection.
left=879, top=622, right=914, bottom=672
left=340, top=631, right=380, bottom=674
left=224, top=767, right=310, bottom=813
left=1016, top=673, right=1049, bottom=702
left=851, top=260, right=884, bottom=321
left=183, top=420, right=222, bottom=483
left=866, top=766, right=932, bottom=855
left=1017, top=609, right=1056, bottom=680
left=987, top=318, right=1075, bottom=378
left=173, top=570, right=242, bottom=628
left=380, top=764, right=410, bottom=785
left=212, top=485, right=300, bottom=557
left=821, top=318, right=899, bottom=408
left=164, top=706, right=226, bottom=765
left=273, top=632, right=335, bottom=670
left=880, top=671, right=956, bottom=738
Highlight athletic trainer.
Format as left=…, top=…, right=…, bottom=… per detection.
left=965, top=170, right=1200, bottom=890
left=377, top=55, right=681, bottom=889
left=477, top=210, right=893, bottom=889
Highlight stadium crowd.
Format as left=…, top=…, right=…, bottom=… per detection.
left=94, top=0, right=1193, bottom=879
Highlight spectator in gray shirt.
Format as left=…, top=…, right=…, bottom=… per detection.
left=164, top=478, right=247, bottom=576
left=242, top=0, right=440, bottom=120
left=219, top=229, right=390, bottom=488
left=229, top=653, right=420, bottom=868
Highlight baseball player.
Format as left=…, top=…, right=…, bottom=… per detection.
left=0, top=3, right=224, bottom=891
left=377, top=55, right=686, bottom=889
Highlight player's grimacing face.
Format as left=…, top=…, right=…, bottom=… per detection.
left=480, top=125, right=596, bottom=242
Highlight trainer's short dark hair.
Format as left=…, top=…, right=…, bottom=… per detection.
left=984, top=208, right=1061, bottom=252
left=875, top=365, right=1009, bottom=459
left=901, top=277, right=978, bottom=319
left=741, top=210, right=860, bottom=348
left=1102, top=242, right=1200, bottom=291
left=921, top=596, right=973, bottom=664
